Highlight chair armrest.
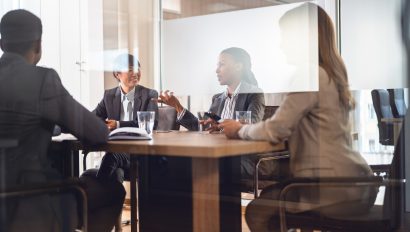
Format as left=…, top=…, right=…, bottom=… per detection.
left=253, top=151, right=290, bottom=197
left=0, top=179, right=88, bottom=232
left=370, top=164, right=390, bottom=176
left=381, top=118, right=403, bottom=123
left=277, top=177, right=404, bottom=232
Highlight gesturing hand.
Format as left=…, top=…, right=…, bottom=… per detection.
left=158, top=90, right=184, bottom=113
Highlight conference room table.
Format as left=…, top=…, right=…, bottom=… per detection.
left=55, top=131, right=285, bottom=232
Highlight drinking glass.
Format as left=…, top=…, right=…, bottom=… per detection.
left=197, top=111, right=206, bottom=132
left=137, top=111, right=155, bottom=135
left=235, top=111, right=252, bottom=124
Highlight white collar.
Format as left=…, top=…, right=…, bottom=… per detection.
left=120, top=86, right=136, bottom=101
left=224, top=82, right=242, bottom=98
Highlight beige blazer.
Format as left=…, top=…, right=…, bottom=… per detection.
left=239, top=67, right=375, bottom=211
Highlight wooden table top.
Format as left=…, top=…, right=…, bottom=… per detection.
left=68, top=131, right=285, bottom=158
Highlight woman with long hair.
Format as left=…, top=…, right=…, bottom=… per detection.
left=160, top=47, right=264, bottom=131
left=221, top=3, right=376, bottom=231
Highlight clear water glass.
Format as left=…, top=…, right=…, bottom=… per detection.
left=235, top=111, right=252, bottom=124
left=137, top=111, right=155, bottom=135
left=197, top=111, right=206, bottom=132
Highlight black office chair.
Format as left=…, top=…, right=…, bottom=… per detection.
left=388, top=88, right=407, bottom=118
left=371, top=89, right=395, bottom=145
left=0, top=139, right=88, bottom=232
left=157, top=106, right=180, bottom=131
left=274, top=122, right=406, bottom=232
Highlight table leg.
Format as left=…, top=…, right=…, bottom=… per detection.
left=130, top=155, right=139, bottom=232
left=192, top=157, right=220, bottom=232
left=192, top=156, right=242, bottom=232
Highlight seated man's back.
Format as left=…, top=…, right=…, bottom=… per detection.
left=0, top=9, right=119, bottom=232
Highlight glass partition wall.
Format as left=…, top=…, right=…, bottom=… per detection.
left=1, top=0, right=408, bottom=231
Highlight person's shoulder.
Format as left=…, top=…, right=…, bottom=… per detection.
left=240, top=82, right=263, bottom=94
left=105, top=87, right=118, bottom=94
left=35, top=66, right=62, bottom=84
left=212, top=92, right=224, bottom=101
left=137, top=85, right=158, bottom=95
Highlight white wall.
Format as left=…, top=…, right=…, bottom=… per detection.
left=341, top=0, right=406, bottom=90
left=0, top=0, right=105, bottom=110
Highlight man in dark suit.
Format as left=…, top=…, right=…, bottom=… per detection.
left=90, top=54, right=159, bottom=182
left=0, top=9, right=124, bottom=232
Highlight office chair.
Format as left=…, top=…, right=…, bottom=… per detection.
left=0, top=139, right=88, bottom=232
left=157, top=106, right=180, bottom=131
left=388, top=88, right=407, bottom=118
left=255, top=106, right=289, bottom=198
left=371, top=89, right=395, bottom=145
left=274, top=123, right=406, bottom=232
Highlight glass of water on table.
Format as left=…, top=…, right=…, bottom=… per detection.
left=137, top=111, right=155, bottom=135
left=235, top=111, right=252, bottom=124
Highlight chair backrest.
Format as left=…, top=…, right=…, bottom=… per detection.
left=263, top=106, right=279, bottom=121
left=371, top=89, right=395, bottom=145
left=157, top=106, right=180, bottom=131
left=388, top=89, right=407, bottom=118
left=383, top=112, right=406, bottom=228
left=371, top=89, right=394, bottom=121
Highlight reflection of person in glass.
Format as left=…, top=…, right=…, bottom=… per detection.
left=221, top=4, right=377, bottom=232
left=159, top=47, right=265, bottom=131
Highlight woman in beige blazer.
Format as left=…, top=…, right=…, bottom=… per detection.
left=221, top=3, right=377, bottom=232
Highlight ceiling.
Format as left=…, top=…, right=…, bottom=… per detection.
left=163, top=0, right=307, bottom=20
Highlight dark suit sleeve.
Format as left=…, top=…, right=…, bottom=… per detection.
left=177, top=110, right=199, bottom=131
left=93, top=91, right=108, bottom=121
left=247, top=92, right=265, bottom=123
left=39, top=69, right=109, bottom=145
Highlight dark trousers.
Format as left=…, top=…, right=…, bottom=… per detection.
left=97, top=153, right=131, bottom=183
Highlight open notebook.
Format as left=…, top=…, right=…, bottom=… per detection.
left=108, top=127, right=151, bottom=141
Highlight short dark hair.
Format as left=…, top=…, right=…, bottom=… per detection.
left=112, top=53, right=141, bottom=80
left=1, top=40, right=37, bottom=55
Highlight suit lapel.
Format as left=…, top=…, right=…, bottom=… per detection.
left=113, top=87, right=121, bottom=120
left=234, top=83, right=248, bottom=112
left=133, top=85, right=143, bottom=120
left=215, top=95, right=226, bottom=116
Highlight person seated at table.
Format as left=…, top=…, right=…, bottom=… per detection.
left=87, top=54, right=158, bottom=183
left=159, top=47, right=266, bottom=179
left=160, top=47, right=264, bottom=131
left=220, top=3, right=377, bottom=232
left=0, top=9, right=124, bottom=232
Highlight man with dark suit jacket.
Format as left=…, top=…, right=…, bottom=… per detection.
left=0, top=9, right=124, bottom=232
left=91, top=54, right=159, bottom=182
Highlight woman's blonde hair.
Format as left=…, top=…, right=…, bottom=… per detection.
left=281, top=3, right=355, bottom=110
left=316, top=4, right=355, bottom=110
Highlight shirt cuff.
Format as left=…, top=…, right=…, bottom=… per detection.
left=238, top=124, right=250, bottom=140
left=176, top=108, right=187, bottom=121
left=116, top=121, right=120, bottom=129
